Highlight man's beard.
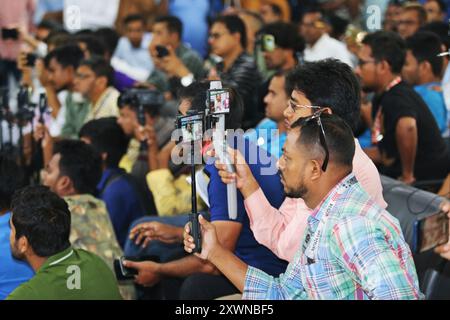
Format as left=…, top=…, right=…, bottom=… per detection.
left=285, top=184, right=308, bottom=199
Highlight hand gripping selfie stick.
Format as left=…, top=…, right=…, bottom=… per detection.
left=209, top=81, right=238, bottom=220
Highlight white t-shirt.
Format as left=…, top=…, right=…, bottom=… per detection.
left=304, top=33, right=354, bottom=68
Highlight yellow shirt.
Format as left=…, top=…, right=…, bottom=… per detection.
left=146, top=168, right=206, bottom=216
left=85, top=87, right=120, bottom=123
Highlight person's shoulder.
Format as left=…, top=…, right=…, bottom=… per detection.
left=66, top=194, right=109, bottom=215
left=6, top=279, right=38, bottom=300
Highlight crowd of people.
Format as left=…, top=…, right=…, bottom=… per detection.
left=0, top=0, right=449, bottom=300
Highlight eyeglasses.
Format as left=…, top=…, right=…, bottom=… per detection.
left=75, top=72, right=94, bottom=80
left=298, top=109, right=329, bottom=172
left=288, top=100, right=322, bottom=113
left=209, top=32, right=227, bottom=40
left=357, top=58, right=376, bottom=67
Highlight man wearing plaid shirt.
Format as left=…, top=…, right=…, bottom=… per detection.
left=184, top=113, right=423, bottom=300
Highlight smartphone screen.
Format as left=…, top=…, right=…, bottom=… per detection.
left=262, top=34, right=275, bottom=52
left=414, top=210, right=449, bottom=253
left=180, top=114, right=203, bottom=142
left=208, top=89, right=230, bottom=115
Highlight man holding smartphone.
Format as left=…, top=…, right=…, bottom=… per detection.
left=147, top=16, right=204, bottom=94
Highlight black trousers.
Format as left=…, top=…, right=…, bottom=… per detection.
left=139, top=273, right=240, bottom=300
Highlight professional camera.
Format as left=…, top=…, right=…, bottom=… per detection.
left=118, top=88, right=165, bottom=111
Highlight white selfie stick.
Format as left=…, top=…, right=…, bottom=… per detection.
left=210, top=81, right=238, bottom=220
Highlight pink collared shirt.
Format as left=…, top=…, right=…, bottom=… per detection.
left=244, top=139, right=387, bottom=262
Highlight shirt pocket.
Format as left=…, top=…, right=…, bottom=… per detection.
left=298, top=254, right=356, bottom=300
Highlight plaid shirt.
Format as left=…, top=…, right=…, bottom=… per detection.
left=243, top=174, right=423, bottom=300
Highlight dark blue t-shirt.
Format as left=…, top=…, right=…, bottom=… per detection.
left=204, top=136, right=288, bottom=276
left=0, top=212, right=34, bottom=299
left=97, top=168, right=146, bottom=248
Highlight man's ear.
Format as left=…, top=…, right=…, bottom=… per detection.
left=17, top=236, right=30, bottom=256
left=377, top=60, right=391, bottom=75
left=57, top=175, right=74, bottom=194
left=418, top=60, right=432, bottom=76
left=309, top=159, right=323, bottom=181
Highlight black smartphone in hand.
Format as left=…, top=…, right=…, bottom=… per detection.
left=2, top=28, right=19, bottom=40
left=113, top=255, right=160, bottom=281
left=155, top=45, right=169, bottom=58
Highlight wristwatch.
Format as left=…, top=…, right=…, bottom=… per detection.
left=181, top=73, right=194, bottom=87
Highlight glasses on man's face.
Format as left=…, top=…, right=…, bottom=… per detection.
left=357, top=58, right=376, bottom=67
left=298, top=109, right=329, bottom=172
left=75, top=72, right=94, bottom=80
left=288, top=100, right=322, bottom=113
left=209, top=32, right=227, bottom=40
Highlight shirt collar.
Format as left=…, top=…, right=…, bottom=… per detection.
left=308, top=33, right=330, bottom=50
left=309, top=173, right=358, bottom=223
left=39, top=246, right=74, bottom=271
left=96, top=167, right=124, bottom=192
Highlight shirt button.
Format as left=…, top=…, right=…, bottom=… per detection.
left=305, top=234, right=310, bottom=243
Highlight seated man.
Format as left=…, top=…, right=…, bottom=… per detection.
left=79, top=118, right=147, bottom=248
left=123, top=81, right=288, bottom=300
left=0, top=153, right=33, bottom=300
left=7, top=186, right=122, bottom=300
left=216, top=59, right=387, bottom=262
left=113, top=14, right=154, bottom=75
left=185, top=113, right=423, bottom=300
left=147, top=15, right=204, bottom=95
left=73, top=56, right=120, bottom=123
left=208, top=15, right=262, bottom=129
left=402, top=31, right=447, bottom=135
left=357, top=31, right=449, bottom=184
left=41, top=140, right=123, bottom=269
left=41, top=140, right=134, bottom=299
left=245, top=70, right=289, bottom=158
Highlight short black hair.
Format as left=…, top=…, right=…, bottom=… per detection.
left=214, top=15, right=247, bottom=50
left=45, top=31, right=72, bottom=49
left=79, top=56, right=114, bottom=86
left=268, top=3, right=283, bottom=17
left=124, top=14, right=146, bottom=26
left=75, top=34, right=106, bottom=57
left=37, top=19, right=64, bottom=33
left=53, top=140, right=102, bottom=195
left=286, top=59, right=361, bottom=132
left=403, top=3, right=427, bottom=25
left=406, top=31, right=443, bottom=77
left=426, top=0, right=447, bottom=13
left=179, top=81, right=244, bottom=130
left=44, top=44, right=84, bottom=69
left=118, top=89, right=164, bottom=117
left=420, top=21, right=450, bottom=50
left=362, top=31, right=406, bottom=74
left=260, top=22, right=305, bottom=52
left=0, top=153, right=25, bottom=210
left=291, top=113, right=355, bottom=169
left=79, top=117, right=129, bottom=169
left=11, top=186, right=71, bottom=257
left=94, top=28, right=120, bottom=57
left=154, top=15, right=183, bottom=38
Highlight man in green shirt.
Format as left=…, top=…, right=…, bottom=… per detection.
left=7, top=186, right=122, bottom=300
